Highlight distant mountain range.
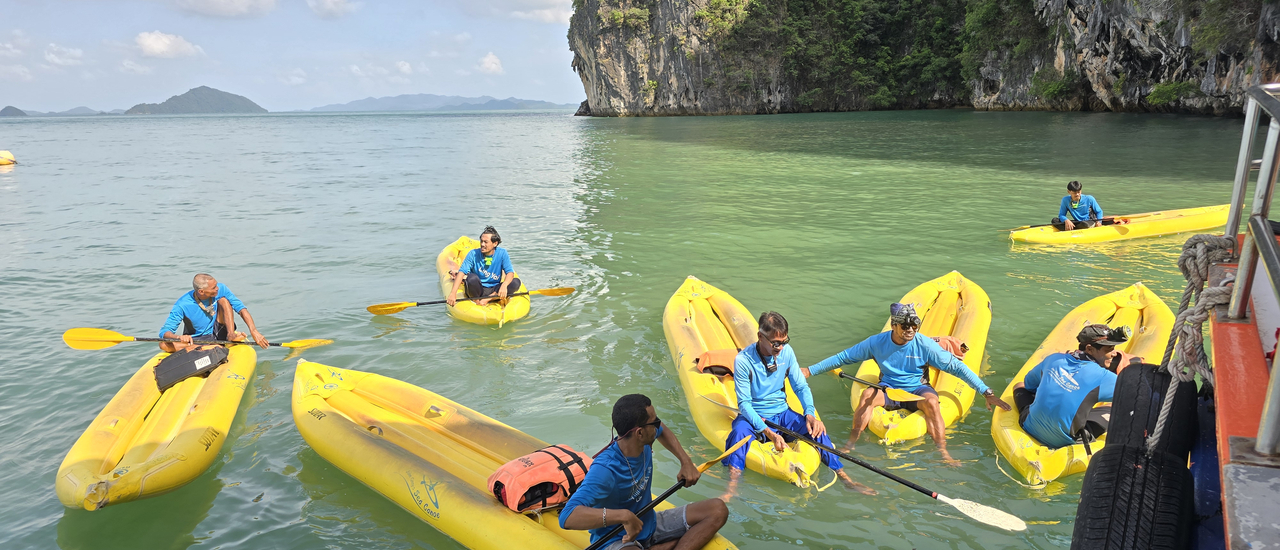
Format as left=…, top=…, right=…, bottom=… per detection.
left=126, top=86, right=266, bottom=115
left=309, top=93, right=577, bottom=112
left=3, top=89, right=580, bottom=117
left=1, top=105, right=125, bottom=116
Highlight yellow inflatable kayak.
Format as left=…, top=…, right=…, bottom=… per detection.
left=0, top=150, right=14, bottom=165
left=291, top=360, right=737, bottom=550
left=661, top=276, right=822, bottom=487
left=992, top=283, right=1173, bottom=486
left=849, top=271, right=991, bottom=444
left=55, top=346, right=257, bottom=510
left=436, top=236, right=530, bottom=325
left=1009, top=204, right=1228, bottom=244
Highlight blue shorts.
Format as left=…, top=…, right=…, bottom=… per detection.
left=883, top=385, right=937, bottom=413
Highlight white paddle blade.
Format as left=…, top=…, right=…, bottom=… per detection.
left=937, top=494, right=1027, bottom=531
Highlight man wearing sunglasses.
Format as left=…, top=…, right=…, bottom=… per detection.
left=721, top=312, right=876, bottom=500
left=561, top=394, right=729, bottom=550
left=804, top=303, right=1010, bottom=466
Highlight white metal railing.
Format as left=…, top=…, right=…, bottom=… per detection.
left=1226, top=84, right=1280, bottom=456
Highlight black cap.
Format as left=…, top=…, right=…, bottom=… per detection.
left=1077, top=324, right=1130, bottom=345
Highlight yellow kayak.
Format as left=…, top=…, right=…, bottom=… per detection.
left=992, top=283, right=1173, bottom=486
left=849, top=271, right=991, bottom=444
left=436, top=236, right=530, bottom=325
left=55, top=346, right=257, bottom=510
left=291, top=360, right=737, bottom=550
left=1009, top=204, right=1229, bottom=243
left=661, top=276, right=822, bottom=487
left=0, top=150, right=14, bottom=165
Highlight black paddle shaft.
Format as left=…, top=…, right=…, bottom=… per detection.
left=763, top=419, right=939, bottom=499
left=416, top=290, right=535, bottom=306
left=584, top=479, right=685, bottom=550
left=838, top=372, right=889, bottom=391
left=133, top=336, right=285, bottom=347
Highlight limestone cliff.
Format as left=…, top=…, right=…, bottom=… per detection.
left=567, top=0, right=1280, bottom=116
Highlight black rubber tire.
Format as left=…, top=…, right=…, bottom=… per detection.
left=1105, top=363, right=1197, bottom=458
left=1071, top=444, right=1193, bottom=550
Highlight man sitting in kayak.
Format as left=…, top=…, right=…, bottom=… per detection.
left=803, top=303, right=1010, bottom=465
left=159, top=273, right=268, bottom=352
left=561, top=394, right=728, bottom=550
left=1052, top=180, right=1104, bottom=230
left=446, top=225, right=521, bottom=307
left=1013, top=324, right=1129, bottom=448
left=722, top=312, right=876, bottom=499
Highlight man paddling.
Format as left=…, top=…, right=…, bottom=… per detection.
left=446, top=225, right=521, bottom=307
left=803, top=303, right=1010, bottom=465
left=159, top=273, right=268, bottom=352
left=722, top=312, right=876, bottom=499
left=1013, top=324, right=1129, bottom=448
left=561, top=394, right=728, bottom=550
left=1052, top=180, right=1104, bottom=230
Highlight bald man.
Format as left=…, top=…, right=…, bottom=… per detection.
left=158, top=273, right=269, bottom=352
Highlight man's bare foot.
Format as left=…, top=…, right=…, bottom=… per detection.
left=940, top=451, right=961, bottom=468
left=229, top=331, right=248, bottom=342
left=838, top=440, right=857, bottom=454
left=720, top=467, right=742, bottom=503
left=477, top=298, right=492, bottom=306
left=838, top=471, right=877, bottom=495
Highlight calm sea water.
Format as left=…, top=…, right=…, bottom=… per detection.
left=0, top=109, right=1243, bottom=549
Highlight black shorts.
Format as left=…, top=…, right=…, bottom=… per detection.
left=884, top=385, right=938, bottom=413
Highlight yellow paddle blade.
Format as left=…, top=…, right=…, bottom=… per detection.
left=367, top=302, right=415, bottom=315
left=884, top=388, right=926, bottom=402
left=63, top=328, right=134, bottom=350
left=938, top=495, right=1027, bottom=531
left=280, top=339, right=334, bottom=349
left=529, top=286, right=575, bottom=297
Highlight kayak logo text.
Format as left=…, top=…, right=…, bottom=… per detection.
left=403, top=471, right=441, bottom=519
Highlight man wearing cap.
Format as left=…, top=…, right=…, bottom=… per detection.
left=720, top=312, right=876, bottom=500
left=1011, top=324, right=1131, bottom=448
left=802, top=303, right=1010, bottom=465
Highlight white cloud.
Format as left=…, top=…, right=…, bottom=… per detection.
left=477, top=52, right=503, bottom=75
left=307, top=0, right=361, bottom=18
left=348, top=64, right=363, bottom=77
left=136, top=31, right=203, bottom=58
left=435, top=0, right=572, bottom=23
left=0, top=42, right=21, bottom=58
left=174, top=0, right=276, bottom=18
left=0, top=64, right=33, bottom=81
left=278, top=68, right=306, bottom=85
left=509, top=6, right=572, bottom=23
left=44, top=44, right=83, bottom=66
left=396, top=60, right=412, bottom=75
left=453, top=32, right=471, bottom=43
left=120, top=60, right=152, bottom=74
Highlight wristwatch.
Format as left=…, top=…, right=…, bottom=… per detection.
left=982, top=389, right=995, bottom=397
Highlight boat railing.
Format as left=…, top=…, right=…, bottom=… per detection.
left=1225, top=83, right=1280, bottom=456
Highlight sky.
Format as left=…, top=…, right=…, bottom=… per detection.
left=0, top=0, right=585, bottom=112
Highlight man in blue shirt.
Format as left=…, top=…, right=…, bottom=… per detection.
left=1052, top=180, right=1104, bottom=230
left=1013, top=324, right=1128, bottom=448
left=803, top=303, right=1010, bottom=465
left=561, top=394, right=728, bottom=550
left=721, top=312, right=876, bottom=499
left=446, top=226, right=521, bottom=307
left=159, top=273, right=268, bottom=352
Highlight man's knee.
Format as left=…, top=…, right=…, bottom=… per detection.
left=857, top=387, right=878, bottom=406
left=691, top=498, right=728, bottom=527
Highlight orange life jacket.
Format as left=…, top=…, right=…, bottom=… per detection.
left=695, top=349, right=738, bottom=376
left=488, top=444, right=592, bottom=512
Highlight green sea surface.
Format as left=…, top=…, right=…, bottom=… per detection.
left=0, top=110, right=1243, bottom=549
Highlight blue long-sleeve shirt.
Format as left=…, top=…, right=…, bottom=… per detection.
left=1022, top=352, right=1117, bottom=448
left=733, top=343, right=816, bottom=433
left=807, top=332, right=990, bottom=394
left=159, top=283, right=246, bottom=337
left=1058, top=195, right=1103, bottom=222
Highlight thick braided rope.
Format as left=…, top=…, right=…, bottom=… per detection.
left=1147, top=235, right=1234, bottom=452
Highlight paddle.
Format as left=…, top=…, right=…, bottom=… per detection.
left=700, top=396, right=1026, bottom=532
left=1000, top=210, right=1170, bottom=232
left=366, top=286, right=576, bottom=316
left=584, top=435, right=753, bottom=550
left=838, top=372, right=925, bottom=402
left=62, top=328, right=332, bottom=351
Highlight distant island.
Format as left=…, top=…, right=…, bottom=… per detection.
left=310, top=93, right=577, bottom=112
left=1, top=106, right=27, bottom=116
left=126, top=86, right=266, bottom=115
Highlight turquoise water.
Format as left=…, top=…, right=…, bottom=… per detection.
left=0, top=110, right=1242, bottom=549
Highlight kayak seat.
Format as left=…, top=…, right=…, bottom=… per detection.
left=696, top=349, right=739, bottom=377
